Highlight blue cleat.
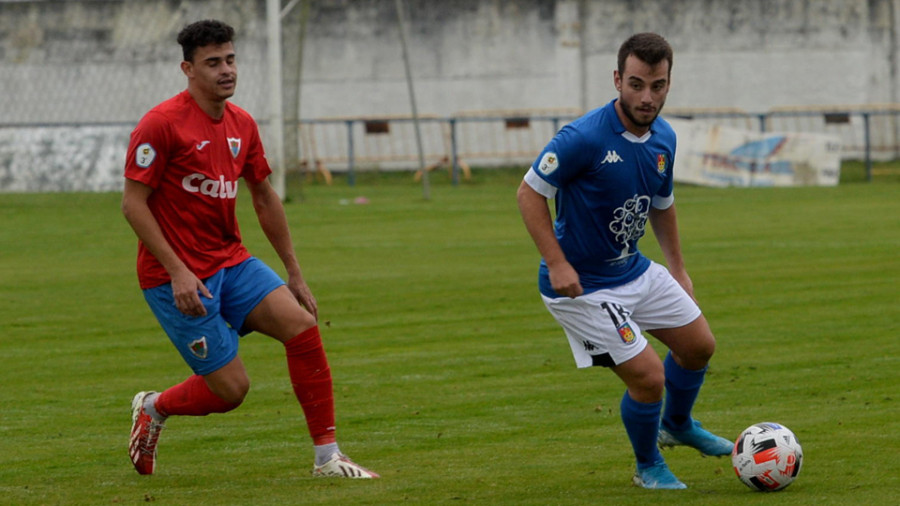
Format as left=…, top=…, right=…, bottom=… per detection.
left=658, top=419, right=733, bottom=457
left=632, top=461, right=687, bottom=489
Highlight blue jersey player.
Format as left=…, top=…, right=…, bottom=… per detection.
left=517, top=33, right=733, bottom=489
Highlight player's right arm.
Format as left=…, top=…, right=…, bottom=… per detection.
left=516, top=179, right=583, bottom=298
left=519, top=127, right=590, bottom=299
left=123, top=110, right=212, bottom=316
left=121, top=178, right=212, bottom=317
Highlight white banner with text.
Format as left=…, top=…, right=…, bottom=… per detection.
left=669, top=119, right=842, bottom=187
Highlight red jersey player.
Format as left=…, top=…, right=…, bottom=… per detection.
left=122, top=19, right=378, bottom=478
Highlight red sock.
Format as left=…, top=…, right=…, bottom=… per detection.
left=155, top=374, right=240, bottom=417
left=284, top=326, right=336, bottom=445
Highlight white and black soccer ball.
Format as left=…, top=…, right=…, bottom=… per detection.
left=732, top=422, right=803, bottom=492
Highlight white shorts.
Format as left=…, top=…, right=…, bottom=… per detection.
left=541, top=262, right=702, bottom=368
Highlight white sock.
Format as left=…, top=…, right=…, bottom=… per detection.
left=314, top=442, right=340, bottom=466
left=142, top=392, right=166, bottom=422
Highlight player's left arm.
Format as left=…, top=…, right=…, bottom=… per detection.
left=649, top=204, right=695, bottom=301
left=245, top=177, right=318, bottom=320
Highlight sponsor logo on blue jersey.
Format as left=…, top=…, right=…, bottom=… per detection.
left=602, top=150, right=624, bottom=164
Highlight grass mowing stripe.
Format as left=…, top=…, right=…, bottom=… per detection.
left=0, top=169, right=896, bottom=505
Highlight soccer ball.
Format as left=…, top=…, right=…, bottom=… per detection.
left=732, top=422, right=803, bottom=491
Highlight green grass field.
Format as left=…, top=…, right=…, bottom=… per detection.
left=1, top=166, right=897, bottom=505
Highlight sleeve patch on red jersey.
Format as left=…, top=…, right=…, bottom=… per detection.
left=136, top=143, right=157, bottom=168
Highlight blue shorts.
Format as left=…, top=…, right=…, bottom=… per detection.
left=143, top=257, right=285, bottom=375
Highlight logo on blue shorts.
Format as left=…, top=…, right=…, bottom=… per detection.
left=189, top=336, right=209, bottom=359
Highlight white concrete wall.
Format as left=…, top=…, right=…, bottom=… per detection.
left=2, top=0, right=899, bottom=190
left=297, top=0, right=900, bottom=116
left=4, top=0, right=898, bottom=121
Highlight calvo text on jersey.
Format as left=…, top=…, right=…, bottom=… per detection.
left=182, top=173, right=239, bottom=199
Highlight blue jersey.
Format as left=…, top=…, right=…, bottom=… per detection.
left=529, top=99, right=676, bottom=298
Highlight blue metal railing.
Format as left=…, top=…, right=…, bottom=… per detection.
left=295, top=108, right=900, bottom=184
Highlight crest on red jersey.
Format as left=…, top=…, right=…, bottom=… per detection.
left=227, top=137, right=242, bottom=158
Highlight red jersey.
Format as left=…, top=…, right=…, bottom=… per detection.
left=124, top=90, right=271, bottom=289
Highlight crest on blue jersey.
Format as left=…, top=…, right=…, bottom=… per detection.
left=227, top=137, right=242, bottom=158
left=657, top=153, right=667, bottom=174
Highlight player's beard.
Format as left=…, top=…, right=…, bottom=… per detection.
left=217, top=77, right=237, bottom=100
left=621, top=100, right=665, bottom=128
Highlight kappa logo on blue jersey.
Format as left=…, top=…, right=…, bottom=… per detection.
left=602, top=150, right=624, bottom=164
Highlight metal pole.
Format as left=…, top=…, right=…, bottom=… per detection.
left=266, top=0, right=286, bottom=200
left=863, top=112, right=872, bottom=182
left=450, top=118, right=459, bottom=186
left=578, top=0, right=588, bottom=113
left=280, top=0, right=302, bottom=17
left=346, top=120, right=356, bottom=186
left=395, top=0, right=430, bottom=200
left=281, top=0, right=310, bottom=201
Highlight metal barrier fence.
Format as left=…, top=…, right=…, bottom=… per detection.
left=297, top=112, right=578, bottom=185
left=295, top=106, right=900, bottom=184
left=1, top=106, right=895, bottom=192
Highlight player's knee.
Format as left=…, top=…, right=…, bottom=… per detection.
left=278, top=306, right=317, bottom=337
left=220, top=391, right=247, bottom=408
left=680, top=338, right=716, bottom=369
left=644, top=370, right=666, bottom=400
left=631, top=384, right=664, bottom=403
left=695, top=336, right=717, bottom=364
left=615, top=348, right=666, bottom=401
left=628, top=368, right=665, bottom=402
left=297, top=311, right=317, bottom=332
left=215, top=377, right=250, bottom=406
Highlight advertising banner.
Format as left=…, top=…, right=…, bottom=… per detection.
left=669, top=119, right=842, bottom=187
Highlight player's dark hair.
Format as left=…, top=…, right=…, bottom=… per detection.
left=177, top=20, right=235, bottom=62
left=617, top=33, right=673, bottom=76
